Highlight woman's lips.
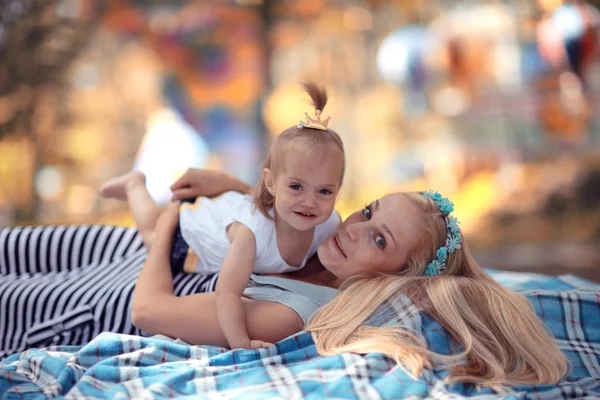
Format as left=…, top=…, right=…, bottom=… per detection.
left=333, top=234, right=346, bottom=258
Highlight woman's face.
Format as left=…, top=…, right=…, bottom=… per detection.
left=317, top=193, right=423, bottom=281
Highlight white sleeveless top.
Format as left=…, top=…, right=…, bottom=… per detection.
left=178, top=191, right=340, bottom=275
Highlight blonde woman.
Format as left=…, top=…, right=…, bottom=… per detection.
left=131, top=170, right=568, bottom=390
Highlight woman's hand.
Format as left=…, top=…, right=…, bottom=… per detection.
left=170, top=168, right=252, bottom=201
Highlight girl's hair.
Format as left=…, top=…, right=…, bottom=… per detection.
left=306, top=192, right=568, bottom=390
left=253, top=82, right=345, bottom=218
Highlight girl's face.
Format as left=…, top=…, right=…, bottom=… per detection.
left=265, top=150, right=344, bottom=232
left=317, top=193, right=423, bottom=281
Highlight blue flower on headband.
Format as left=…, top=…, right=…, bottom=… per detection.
left=447, top=216, right=460, bottom=234
left=424, top=259, right=444, bottom=277
left=448, top=234, right=462, bottom=253
left=424, top=191, right=454, bottom=214
left=439, top=199, right=454, bottom=214
left=436, top=247, right=448, bottom=262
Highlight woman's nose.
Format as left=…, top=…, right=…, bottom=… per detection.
left=344, top=223, right=363, bottom=242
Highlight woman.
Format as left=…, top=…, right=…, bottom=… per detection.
left=0, top=168, right=567, bottom=389
left=132, top=169, right=568, bottom=388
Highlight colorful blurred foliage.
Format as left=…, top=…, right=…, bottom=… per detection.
left=1, top=0, right=600, bottom=279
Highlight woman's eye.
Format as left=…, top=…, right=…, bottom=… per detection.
left=289, top=184, right=302, bottom=191
left=362, top=205, right=372, bottom=220
left=319, top=189, right=333, bottom=195
left=375, top=234, right=386, bottom=249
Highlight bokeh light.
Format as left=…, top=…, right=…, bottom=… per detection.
left=376, top=26, right=435, bottom=87
left=133, top=108, right=211, bottom=204
left=35, top=167, right=65, bottom=201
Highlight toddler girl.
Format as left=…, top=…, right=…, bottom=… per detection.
left=99, top=82, right=345, bottom=349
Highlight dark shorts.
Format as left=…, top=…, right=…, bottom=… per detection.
left=170, top=198, right=196, bottom=275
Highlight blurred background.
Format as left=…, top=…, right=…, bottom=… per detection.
left=1, top=0, right=599, bottom=281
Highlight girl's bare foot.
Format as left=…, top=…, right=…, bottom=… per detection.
left=99, top=171, right=146, bottom=200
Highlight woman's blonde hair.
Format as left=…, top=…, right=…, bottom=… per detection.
left=307, top=192, right=568, bottom=390
left=253, top=82, right=345, bottom=219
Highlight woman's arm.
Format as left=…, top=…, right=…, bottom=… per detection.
left=131, top=203, right=303, bottom=346
left=170, top=168, right=252, bottom=201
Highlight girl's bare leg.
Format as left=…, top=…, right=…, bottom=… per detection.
left=99, top=171, right=162, bottom=248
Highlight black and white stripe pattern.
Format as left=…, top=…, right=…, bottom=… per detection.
left=0, top=225, right=218, bottom=359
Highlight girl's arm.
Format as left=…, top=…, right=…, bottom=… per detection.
left=215, top=223, right=260, bottom=349
left=170, top=168, right=252, bottom=201
left=131, top=203, right=303, bottom=346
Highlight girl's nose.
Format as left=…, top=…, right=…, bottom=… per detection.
left=301, top=193, right=317, bottom=208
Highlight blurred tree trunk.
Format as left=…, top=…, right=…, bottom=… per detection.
left=0, top=0, right=104, bottom=221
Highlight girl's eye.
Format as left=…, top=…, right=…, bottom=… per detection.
left=375, top=234, right=386, bottom=249
left=319, top=189, right=333, bottom=195
left=289, top=184, right=302, bottom=191
left=362, top=205, right=372, bottom=220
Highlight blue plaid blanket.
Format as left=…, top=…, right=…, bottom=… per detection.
left=1, top=270, right=599, bottom=399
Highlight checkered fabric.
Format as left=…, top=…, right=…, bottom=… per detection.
left=1, top=270, right=599, bottom=399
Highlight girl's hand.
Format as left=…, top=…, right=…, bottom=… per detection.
left=229, top=338, right=251, bottom=349
left=250, top=340, right=273, bottom=349
left=170, top=168, right=251, bottom=201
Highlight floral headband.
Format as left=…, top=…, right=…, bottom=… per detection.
left=422, top=191, right=462, bottom=277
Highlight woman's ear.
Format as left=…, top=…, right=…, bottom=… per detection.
left=263, top=168, right=276, bottom=196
